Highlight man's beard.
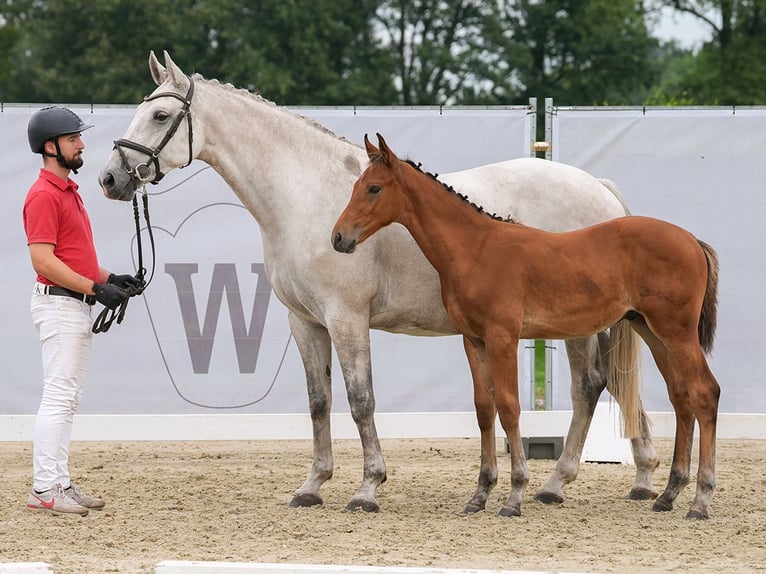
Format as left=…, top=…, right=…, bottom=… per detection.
left=57, top=153, right=83, bottom=171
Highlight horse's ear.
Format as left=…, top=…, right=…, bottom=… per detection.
left=149, top=51, right=167, bottom=86
left=376, top=133, right=396, bottom=167
left=163, top=51, right=187, bottom=87
left=364, top=134, right=380, bottom=159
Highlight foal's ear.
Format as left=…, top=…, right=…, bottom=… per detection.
left=149, top=50, right=167, bottom=86
left=364, top=134, right=380, bottom=159
left=376, top=133, right=396, bottom=167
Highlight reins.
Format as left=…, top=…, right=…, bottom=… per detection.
left=92, top=188, right=156, bottom=333
left=94, top=75, right=193, bottom=333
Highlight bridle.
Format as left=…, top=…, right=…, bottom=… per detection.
left=113, top=74, right=195, bottom=185
left=93, top=75, right=195, bottom=334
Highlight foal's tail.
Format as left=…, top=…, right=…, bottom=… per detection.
left=698, top=240, right=719, bottom=355
left=607, top=319, right=642, bottom=438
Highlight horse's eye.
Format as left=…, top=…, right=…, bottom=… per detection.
left=369, top=185, right=382, bottom=194
left=154, top=111, right=170, bottom=122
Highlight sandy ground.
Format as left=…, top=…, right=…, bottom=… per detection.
left=0, top=437, right=765, bottom=574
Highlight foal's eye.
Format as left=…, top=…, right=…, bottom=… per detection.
left=154, top=111, right=170, bottom=122
left=368, top=185, right=382, bottom=194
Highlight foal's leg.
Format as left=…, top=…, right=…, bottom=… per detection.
left=288, top=313, right=335, bottom=508
left=487, top=334, right=528, bottom=517
left=462, top=336, right=498, bottom=514
left=669, top=349, right=720, bottom=520
left=631, top=322, right=696, bottom=515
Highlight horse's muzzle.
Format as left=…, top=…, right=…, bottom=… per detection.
left=98, top=169, right=137, bottom=202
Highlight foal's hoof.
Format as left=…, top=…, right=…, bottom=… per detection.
left=628, top=487, right=659, bottom=501
left=497, top=505, right=522, bottom=518
left=685, top=509, right=709, bottom=520
left=651, top=498, right=673, bottom=513
left=534, top=491, right=564, bottom=505
left=289, top=493, right=323, bottom=508
left=346, top=498, right=380, bottom=513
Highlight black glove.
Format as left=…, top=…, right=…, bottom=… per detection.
left=93, top=281, right=129, bottom=310
left=108, top=273, right=141, bottom=290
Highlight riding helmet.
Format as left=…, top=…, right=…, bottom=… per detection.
left=27, top=106, right=94, bottom=154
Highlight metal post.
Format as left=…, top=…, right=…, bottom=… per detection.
left=527, top=97, right=537, bottom=158
left=544, top=97, right=553, bottom=161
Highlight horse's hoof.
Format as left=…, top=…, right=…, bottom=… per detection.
left=289, top=493, right=323, bottom=508
left=462, top=501, right=486, bottom=514
left=497, top=505, right=521, bottom=518
left=685, top=509, right=709, bottom=520
left=629, top=487, right=659, bottom=501
left=534, top=491, right=564, bottom=505
left=652, top=499, right=673, bottom=513
left=346, top=498, right=379, bottom=513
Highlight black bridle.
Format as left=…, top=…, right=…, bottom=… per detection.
left=113, top=74, right=195, bottom=185
left=93, top=75, right=195, bottom=334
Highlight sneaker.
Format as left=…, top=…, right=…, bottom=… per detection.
left=27, top=483, right=89, bottom=516
left=65, top=482, right=105, bottom=510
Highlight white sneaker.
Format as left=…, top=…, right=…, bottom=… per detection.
left=65, top=481, right=105, bottom=510
left=26, top=483, right=89, bottom=516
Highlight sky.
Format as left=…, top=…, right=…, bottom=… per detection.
left=652, top=6, right=716, bottom=50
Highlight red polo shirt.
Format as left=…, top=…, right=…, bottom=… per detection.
left=23, top=168, right=100, bottom=286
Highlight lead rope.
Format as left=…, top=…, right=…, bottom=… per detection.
left=92, top=187, right=155, bottom=334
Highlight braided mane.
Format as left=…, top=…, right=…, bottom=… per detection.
left=403, top=158, right=516, bottom=224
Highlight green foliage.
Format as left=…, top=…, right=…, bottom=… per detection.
left=650, top=0, right=766, bottom=105
left=1, top=0, right=765, bottom=106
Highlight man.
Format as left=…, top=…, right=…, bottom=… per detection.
left=23, top=106, right=138, bottom=516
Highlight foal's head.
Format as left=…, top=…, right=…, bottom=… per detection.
left=332, top=133, right=409, bottom=254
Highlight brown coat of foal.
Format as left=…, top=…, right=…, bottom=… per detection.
left=332, top=133, right=720, bottom=520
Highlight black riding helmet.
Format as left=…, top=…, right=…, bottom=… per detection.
left=27, top=106, right=93, bottom=155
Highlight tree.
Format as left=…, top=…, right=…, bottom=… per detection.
left=374, top=0, right=491, bottom=105
left=0, top=0, right=396, bottom=105
left=650, top=0, right=766, bottom=104
left=463, top=0, right=662, bottom=105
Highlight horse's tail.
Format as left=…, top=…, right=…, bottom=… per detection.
left=598, top=178, right=631, bottom=216
left=607, top=319, right=643, bottom=438
left=697, top=240, right=719, bottom=355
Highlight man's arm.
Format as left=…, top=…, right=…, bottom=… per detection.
left=28, top=243, right=102, bottom=295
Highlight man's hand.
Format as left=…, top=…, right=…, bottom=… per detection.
left=93, top=282, right=129, bottom=310
left=108, top=273, right=141, bottom=290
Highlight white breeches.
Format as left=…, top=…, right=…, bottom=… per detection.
left=30, top=284, right=93, bottom=492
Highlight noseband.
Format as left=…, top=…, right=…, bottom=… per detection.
left=113, top=74, right=195, bottom=185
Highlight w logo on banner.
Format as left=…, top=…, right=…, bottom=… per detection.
left=139, top=201, right=294, bottom=409
left=165, top=262, right=272, bottom=374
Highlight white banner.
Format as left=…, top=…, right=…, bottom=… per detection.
left=1, top=105, right=534, bottom=415
left=552, top=106, right=766, bottom=413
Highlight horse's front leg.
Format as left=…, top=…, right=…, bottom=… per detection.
left=329, top=317, right=386, bottom=513
left=487, top=333, right=528, bottom=517
left=462, top=336, right=497, bottom=514
left=288, top=313, right=334, bottom=508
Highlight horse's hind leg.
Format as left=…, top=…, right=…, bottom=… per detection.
left=288, top=313, right=335, bottom=508
left=535, top=333, right=658, bottom=505
left=535, top=335, right=602, bottom=504
left=462, top=336, right=498, bottom=514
